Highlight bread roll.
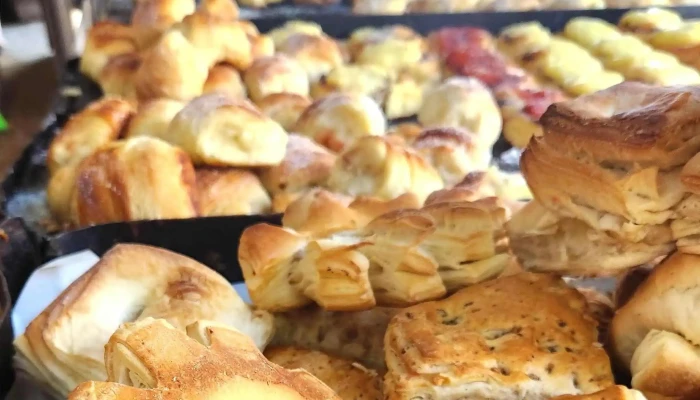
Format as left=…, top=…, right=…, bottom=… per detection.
left=202, top=63, right=247, bottom=99
left=66, top=317, right=336, bottom=400
left=618, top=8, right=683, bottom=35
left=196, top=168, right=271, bottom=216
left=310, top=64, right=390, bottom=104
left=72, top=137, right=199, bottom=226
left=243, top=55, right=310, bottom=104
left=133, top=30, right=209, bottom=102
left=418, top=77, right=502, bottom=151
left=277, top=33, right=344, bottom=82
left=198, top=0, right=239, bottom=20
left=130, top=0, right=195, bottom=48
left=80, top=21, right=137, bottom=82
left=125, top=98, right=185, bottom=140
left=326, top=136, right=443, bottom=203
left=295, top=93, right=386, bottom=152
left=47, top=97, right=134, bottom=174
left=167, top=93, right=288, bottom=167
left=175, top=13, right=253, bottom=70
left=257, top=93, right=312, bottom=131
left=47, top=164, right=80, bottom=224
left=98, top=52, right=141, bottom=105
left=384, top=273, right=614, bottom=400
left=268, top=20, right=324, bottom=49
left=349, top=25, right=425, bottom=73
left=16, top=244, right=273, bottom=396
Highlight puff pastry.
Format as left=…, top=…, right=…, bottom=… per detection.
left=311, top=64, right=390, bottom=105
left=125, top=98, right=185, bottom=140
left=267, top=20, right=324, bottom=49
left=384, top=273, right=614, bottom=400
left=257, top=93, right=312, bottom=131
left=15, top=244, right=273, bottom=396
left=47, top=97, right=134, bottom=174
left=202, top=63, right=247, bottom=99
left=166, top=93, right=288, bottom=167
left=277, top=33, right=344, bottom=82
left=243, top=55, right=310, bottom=104
left=66, top=318, right=336, bottom=400
left=130, top=0, right=195, bottom=48
left=295, top=93, right=386, bottom=152
left=98, top=52, right=141, bottom=105
left=196, top=168, right=271, bottom=216
left=176, top=13, right=253, bottom=70
left=80, top=21, right=137, bottom=82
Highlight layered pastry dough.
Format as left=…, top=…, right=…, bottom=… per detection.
left=611, top=252, right=700, bottom=399
left=277, top=33, right=344, bottom=82
left=265, top=347, right=383, bottom=400
left=202, top=63, right=247, bottom=99
left=80, top=21, right=137, bottom=81
left=98, top=53, right=141, bottom=104
left=166, top=93, right=288, bottom=166
left=326, top=136, right=444, bottom=203
left=267, top=20, right=324, bottom=49
left=125, top=98, right=185, bottom=140
left=257, top=93, right=312, bottom=131
left=47, top=97, right=134, bottom=174
left=15, top=244, right=273, bottom=396
left=243, top=55, right=310, bottom=104
left=384, top=273, right=614, bottom=400
left=66, top=318, right=337, bottom=400
left=196, top=168, right=271, bottom=216
left=130, top=0, right=195, bottom=48
left=295, top=93, right=386, bottom=152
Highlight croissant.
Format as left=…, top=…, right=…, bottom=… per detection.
left=130, top=0, right=195, bottom=48
left=196, top=168, right=271, bottom=216
left=98, top=53, right=141, bottom=105
left=277, top=33, right=344, bottom=82
left=166, top=93, right=288, bottom=167
left=243, top=55, right=310, bottom=104
left=80, top=21, right=137, bottom=82
left=267, top=20, right=324, bottom=48
left=176, top=13, right=254, bottom=70
left=257, top=93, right=312, bottom=131
left=125, top=98, right=186, bottom=140
left=203, top=63, right=247, bottom=99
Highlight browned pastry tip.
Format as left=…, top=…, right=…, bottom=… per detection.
left=202, top=63, right=247, bottom=99
left=281, top=189, right=356, bottom=234
left=125, top=98, right=185, bottom=140
left=196, top=168, right=271, bottom=216
left=80, top=21, right=137, bottom=81
left=243, top=54, right=310, bottom=104
left=47, top=97, right=134, bottom=174
left=130, top=0, right=195, bottom=47
left=277, top=33, right=344, bottom=82
left=98, top=52, right=141, bottom=105
left=257, top=93, right=313, bottom=131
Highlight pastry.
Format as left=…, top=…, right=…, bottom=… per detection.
left=66, top=318, right=336, bottom=400
left=267, top=20, right=324, bottom=49
left=176, top=13, right=253, bottom=70
left=352, top=0, right=409, bottom=14
left=411, top=127, right=491, bottom=187
left=15, top=244, right=273, bottom=396
left=552, top=386, right=647, bottom=399
left=671, top=154, right=700, bottom=254
left=166, top=93, right=288, bottom=167
left=383, top=74, right=428, bottom=120
left=243, top=55, right=310, bottom=104
left=130, top=0, right=195, bottom=48
left=47, top=97, right=134, bottom=174
left=98, top=52, right=141, bottom=105
left=417, top=77, right=502, bottom=152
left=349, top=25, right=425, bottom=73
left=611, top=252, right=700, bottom=399
left=277, top=33, right=344, bottom=82
left=326, top=136, right=444, bottom=203
left=71, top=137, right=200, bottom=226
left=80, top=21, right=137, bottom=82
left=384, top=273, right=614, bottom=400
left=257, top=93, right=313, bottom=131
left=265, top=347, right=383, bottom=400
left=618, top=8, right=684, bottom=36
left=563, top=17, right=622, bottom=49
left=310, top=64, right=390, bottom=105
left=125, top=98, right=185, bottom=140
left=258, top=134, right=336, bottom=199
left=196, top=168, right=271, bottom=216
left=202, top=63, right=247, bottom=99
left=133, top=30, right=209, bottom=102
left=295, top=92, right=386, bottom=152
left=272, top=307, right=399, bottom=371
left=543, top=0, right=606, bottom=8
left=238, top=0, right=284, bottom=7
left=498, top=21, right=553, bottom=60
left=605, top=0, right=671, bottom=7
left=47, top=164, right=80, bottom=224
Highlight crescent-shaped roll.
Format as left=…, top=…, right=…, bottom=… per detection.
left=202, top=63, right=247, bottom=99
left=166, top=93, right=288, bottom=167
left=551, top=386, right=647, bottom=400
left=257, top=93, right=312, bottom=131
left=66, top=318, right=337, bottom=400
left=80, top=21, right=137, bottom=82
left=196, top=168, right=271, bottom=216
left=130, top=0, right=195, bottom=48
left=277, top=33, right=344, bottom=82
left=98, top=53, right=141, bottom=105
left=15, top=244, right=274, bottom=396
left=133, top=30, right=209, bottom=102
left=326, top=136, right=444, bottom=203
left=198, top=0, right=239, bottom=20
left=267, top=20, right=324, bottom=49
left=349, top=25, right=425, bottom=73
left=258, top=134, right=336, bottom=197
left=610, top=252, right=700, bottom=399
left=310, top=64, right=391, bottom=105
left=46, top=164, right=80, bottom=225
left=417, top=77, right=502, bottom=152
left=243, top=55, right=310, bottom=104
left=47, top=97, right=134, bottom=174
left=294, top=92, right=386, bottom=152
left=176, top=13, right=253, bottom=70
left=125, top=98, right=186, bottom=140
left=72, top=137, right=199, bottom=226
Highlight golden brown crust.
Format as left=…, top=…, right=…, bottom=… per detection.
left=196, top=168, right=271, bottom=216
left=198, top=0, right=239, bottom=20
left=552, top=386, right=647, bottom=400
left=257, top=93, right=313, bottom=131
left=277, top=33, right=344, bottom=82
left=384, top=273, right=614, bottom=400
left=243, top=55, right=310, bottom=104
left=131, top=0, right=196, bottom=48
left=98, top=53, right=141, bottom=105
left=265, top=347, right=382, bottom=400
left=80, top=21, right=137, bottom=81
left=202, top=63, right=247, bottom=99
left=47, top=97, right=134, bottom=174
left=125, top=98, right=185, bottom=140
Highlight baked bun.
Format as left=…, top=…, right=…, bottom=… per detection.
left=417, top=77, right=502, bottom=151
left=47, top=97, right=134, bottom=174
left=618, top=8, right=683, bottom=36
left=80, top=21, right=137, bottom=81
left=272, top=307, right=398, bottom=372
left=523, top=83, right=699, bottom=237
left=198, top=0, right=239, bottom=20
left=506, top=201, right=674, bottom=276
left=552, top=386, right=647, bottom=400
left=177, top=13, right=254, bottom=70
left=47, top=164, right=80, bottom=224
left=349, top=25, right=425, bottom=73
left=258, top=134, right=336, bottom=199
left=130, top=0, right=195, bottom=48
left=295, top=93, right=386, bottom=152
left=411, top=127, right=490, bottom=187
left=202, top=63, right=247, bottom=99
left=243, top=55, right=310, bottom=104
left=125, top=98, right=185, bottom=140
left=257, top=93, right=313, bottom=131
left=70, top=137, right=199, bottom=226
left=196, top=168, right=271, bottom=216
left=98, top=53, right=141, bottom=105
left=544, top=0, right=606, bottom=9
left=310, top=64, right=390, bottom=104
left=166, top=93, right=288, bottom=167
left=264, top=347, right=383, bottom=400
left=326, top=136, right=444, bottom=203
left=277, top=33, right=344, bottom=82
left=66, top=318, right=337, bottom=400
left=133, top=30, right=209, bottom=102
left=16, top=244, right=273, bottom=396
left=384, top=273, right=614, bottom=400
left=268, top=20, right=324, bottom=49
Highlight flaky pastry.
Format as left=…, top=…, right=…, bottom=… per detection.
left=277, top=33, right=344, bottom=82
left=267, top=20, right=324, bottom=49
left=196, top=168, right=271, bottom=216
left=552, top=386, right=647, bottom=400
left=125, top=98, right=185, bottom=140
left=202, top=63, right=247, bottom=99
left=244, top=55, right=310, bottom=104
left=98, top=53, right=141, bottom=105
left=130, top=0, right=195, bottom=48
left=257, top=93, right=312, bottom=131
left=80, top=21, right=137, bottom=81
